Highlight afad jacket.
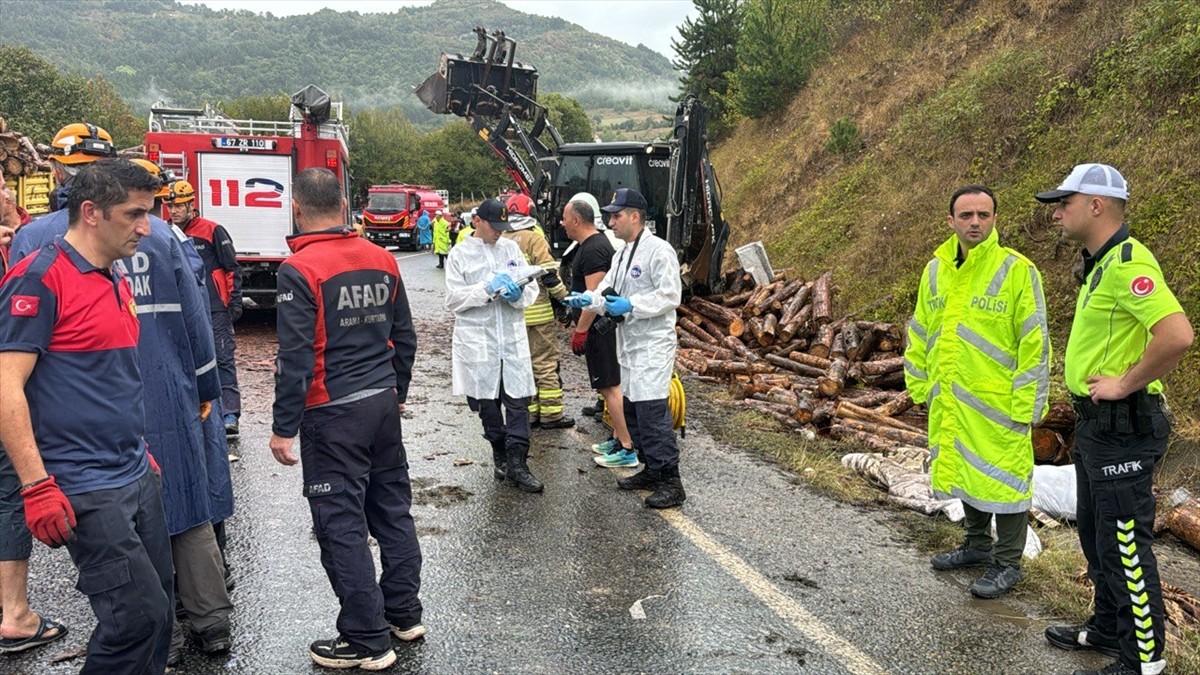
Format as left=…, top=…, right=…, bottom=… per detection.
left=904, top=228, right=1051, bottom=514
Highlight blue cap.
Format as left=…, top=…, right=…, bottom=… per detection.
left=600, top=188, right=649, bottom=213
left=475, top=198, right=513, bottom=230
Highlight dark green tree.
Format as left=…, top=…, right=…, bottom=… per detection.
left=539, top=93, right=594, bottom=143
left=727, top=0, right=833, bottom=119
left=671, top=0, right=743, bottom=137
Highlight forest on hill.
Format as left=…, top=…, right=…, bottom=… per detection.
left=0, top=0, right=677, bottom=120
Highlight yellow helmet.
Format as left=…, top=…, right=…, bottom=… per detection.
left=131, top=158, right=161, bottom=177
left=49, top=123, right=117, bottom=165
left=163, top=180, right=196, bottom=205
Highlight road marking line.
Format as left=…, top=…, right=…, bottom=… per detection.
left=658, top=509, right=887, bottom=675
left=394, top=252, right=427, bottom=261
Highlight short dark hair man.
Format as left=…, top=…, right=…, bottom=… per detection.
left=270, top=168, right=424, bottom=670
left=0, top=159, right=174, bottom=673
left=565, top=188, right=685, bottom=508
left=1037, top=164, right=1192, bottom=675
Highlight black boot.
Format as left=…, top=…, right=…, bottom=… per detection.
left=617, top=467, right=660, bottom=491
left=505, top=445, right=544, bottom=493
left=645, top=466, right=686, bottom=509
left=491, top=440, right=507, bottom=480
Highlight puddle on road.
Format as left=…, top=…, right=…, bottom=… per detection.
left=413, top=483, right=474, bottom=508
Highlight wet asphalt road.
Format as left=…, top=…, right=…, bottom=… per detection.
left=10, top=249, right=1107, bottom=674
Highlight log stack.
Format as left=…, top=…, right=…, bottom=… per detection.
left=675, top=268, right=924, bottom=451
left=677, top=267, right=1077, bottom=460
left=0, top=118, right=52, bottom=177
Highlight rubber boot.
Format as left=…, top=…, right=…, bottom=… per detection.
left=645, top=466, right=686, bottom=509
left=505, top=445, right=544, bottom=493
left=491, top=440, right=507, bottom=480
left=617, top=467, right=660, bottom=491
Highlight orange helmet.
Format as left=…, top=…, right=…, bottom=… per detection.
left=505, top=193, right=534, bottom=217
left=163, top=180, right=196, bottom=205
left=49, top=123, right=117, bottom=165
left=131, top=158, right=161, bottom=177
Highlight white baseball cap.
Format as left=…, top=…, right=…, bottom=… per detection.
left=1035, top=163, right=1128, bottom=203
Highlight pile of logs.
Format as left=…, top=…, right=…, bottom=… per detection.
left=0, top=117, right=52, bottom=177
left=675, top=269, right=928, bottom=451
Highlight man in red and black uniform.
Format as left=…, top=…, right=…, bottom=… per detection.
left=166, top=180, right=244, bottom=436
left=269, top=168, right=423, bottom=671
left=0, top=159, right=174, bottom=673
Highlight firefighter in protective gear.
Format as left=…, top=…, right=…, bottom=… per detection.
left=45, top=122, right=118, bottom=211
left=1036, top=164, right=1192, bottom=675
left=447, top=199, right=544, bottom=493
left=503, top=193, right=573, bottom=429
left=568, top=188, right=684, bottom=509
left=165, top=180, right=244, bottom=437
left=905, top=185, right=1050, bottom=599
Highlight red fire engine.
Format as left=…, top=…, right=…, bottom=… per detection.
left=144, top=85, right=350, bottom=308
left=361, top=183, right=446, bottom=251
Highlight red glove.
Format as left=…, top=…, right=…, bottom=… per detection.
left=147, top=452, right=161, bottom=475
left=20, top=476, right=76, bottom=548
left=571, top=330, right=589, bottom=356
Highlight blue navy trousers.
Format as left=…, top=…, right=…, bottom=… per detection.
left=300, top=389, right=423, bottom=652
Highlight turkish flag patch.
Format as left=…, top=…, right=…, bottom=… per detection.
left=11, top=295, right=40, bottom=317
left=1130, top=276, right=1156, bottom=298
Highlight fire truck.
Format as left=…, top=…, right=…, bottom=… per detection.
left=361, top=183, right=446, bottom=250
left=144, top=85, right=350, bottom=309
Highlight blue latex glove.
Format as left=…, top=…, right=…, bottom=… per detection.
left=564, top=292, right=594, bottom=309
left=486, top=272, right=515, bottom=295
left=499, top=280, right=522, bottom=302
left=603, top=294, right=632, bottom=317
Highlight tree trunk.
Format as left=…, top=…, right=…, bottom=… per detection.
left=691, top=297, right=745, bottom=337
left=722, top=290, right=754, bottom=307
left=704, top=359, right=777, bottom=375
left=839, top=417, right=928, bottom=446
left=764, top=354, right=826, bottom=378
left=873, top=391, right=915, bottom=417
left=786, top=350, right=832, bottom=370
left=743, top=281, right=782, bottom=318
left=779, top=303, right=812, bottom=342
left=817, top=358, right=849, bottom=397
left=759, top=313, right=778, bottom=346
left=779, top=282, right=813, bottom=325
left=723, top=335, right=761, bottom=362
left=810, top=322, right=836, bottom=358
left=830, top=424, right=898, bottom=453
left=811, top=271, right=833, bottom=326
left=856, top=356, right=904, bottom=377
left=835, top=400, right=925, bottom=433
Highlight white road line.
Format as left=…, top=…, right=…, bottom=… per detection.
left=657, top=509, right=887, bottom=675
left=394, top=252, right=427, bottom=261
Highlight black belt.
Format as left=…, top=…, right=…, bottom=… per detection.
left=1070, top=391, right=1161, bottom=422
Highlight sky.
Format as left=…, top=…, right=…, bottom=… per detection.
left=177, top=1, right=696, bottom=59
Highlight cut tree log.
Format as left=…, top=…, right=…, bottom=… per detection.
left=779, top=282, right=813, bottom=325
left=690, top=297, right=745, bottom=337
left=762, top=279, right=803, bottom=314
left=677, top=317, right=718, bottom=345
left=839, top=417, right=928, bottom=446
left=840, top=323, right=860, bottom=362
left=675, top=351, right=708, bottom=374
left=811, top=271, right=833, bottom=325
left=817, top=358, right=849, bottom=397
left=759, top=313, right=778, bottom=346
left=786, top=350, right=832, bottom=370
left=849, top=324, right=879, bottom=362
left=743, top=281, right=782, bottom=318
left=810, top=322, right=837, bottom=358
left=723, top=335, right=762, bottom=362
left=677, top=334, right=734, bottom=360
left=770, top=338, right=807, bottom=357
left=764, top=354, right=826, bottom=378
left=722, top=290, right=754, bottom=307
left=830, top=424, right=899, bottom=453
left=747, top=316, right=766, bottom=345
left=1032, top=428, right=1065, bottom=464
left=779, top=303, right=812, bottom=342
left=841, top=389, right=897, bottom=408
left=873, top=391, right=915, bottom=417
left=856, top=356, right=904, bottom=377
left=835, top=400, right=925, bottom=433
left=704, top=359, right=777, bottom=375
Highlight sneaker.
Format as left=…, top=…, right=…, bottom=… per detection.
left=969, top=564, right=1023, bottom=599
left=539, top=417, right=576, bottom=430
left=1072, top=661, right=1144, bottom=675
left=223, top=414, right=239, bottom=437
left=594, top=448, right=640, bottom=468
left=930, top=544, right=991, bottom=571
left=581, top=403, right=601, bottom=416
left=193, top=625, right=231, bottom=654
left=390, top=623, right=426, bottom=642
left=1045, top=620, right=1121, bottom=658
left=309, top=637, right=396, bottom=671
left=591, top=438, right=618, bottom=455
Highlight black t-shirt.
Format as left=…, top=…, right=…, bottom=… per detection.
left=569, top=232, right=616, bottom=322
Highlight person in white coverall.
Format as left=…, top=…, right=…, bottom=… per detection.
left=445, top=198, right=544, bottom=493
left=565, top=188, right=684, bottom=509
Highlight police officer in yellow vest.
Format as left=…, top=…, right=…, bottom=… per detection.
left=1036, top=165, right=1192, bottom=675
left=905, top=185, right=1051, bottom=599
left=502, top=194, right=573, bottom=429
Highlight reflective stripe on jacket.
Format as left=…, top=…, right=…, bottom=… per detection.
left=904, top=229, right=1050, bottom=514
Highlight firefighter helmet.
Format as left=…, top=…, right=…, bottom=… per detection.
left=505, top=193, right=535, bottom=217
left=131, top=158, right=162, bottom=177
left=163, top=180, right=196, bottom=205
left=49, top=123, right=117, bottom=165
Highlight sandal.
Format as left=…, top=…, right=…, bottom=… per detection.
left=0, top=616, right=68, bottom=654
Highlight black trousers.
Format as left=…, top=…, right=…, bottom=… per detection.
left=300, top=389, right=423, bottom=652
left=467, top=380, right=532, bottom=452
left=1074, top=399, right=1170, bottom=669
left=66, top=471, right=175, bottom=675
left=622, top=397, right=679, bottom=472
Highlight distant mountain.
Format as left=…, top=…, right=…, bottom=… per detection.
left=0, top=0, right=679, bottom=118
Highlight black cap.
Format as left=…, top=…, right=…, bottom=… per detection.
left=475, top=198, right=512, bottom=230
left=600, top=188, right=649, bottom=213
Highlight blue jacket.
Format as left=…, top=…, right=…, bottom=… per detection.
left=417, top=212, right=432, bottom=246
left=12, top=209, right=234, bottom=534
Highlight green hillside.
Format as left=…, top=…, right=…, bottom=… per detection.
left=0, top=0, right=676, bottom=119
left=713, top=0, right=1200, bottom=429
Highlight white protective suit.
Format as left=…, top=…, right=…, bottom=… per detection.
left=446, top=235, right=540, bottom=399
left=586, top=228, right=681, bottom=401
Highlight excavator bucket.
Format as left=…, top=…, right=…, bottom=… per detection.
left=415, top=29, right=539, bottom=121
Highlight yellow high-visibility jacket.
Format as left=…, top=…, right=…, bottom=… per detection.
left=502, top=226, right=567, bottom=326
left=904, top=229, right=1051, bottom=514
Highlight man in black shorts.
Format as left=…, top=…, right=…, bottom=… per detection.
left=562, top=198, right=637, bottom=468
